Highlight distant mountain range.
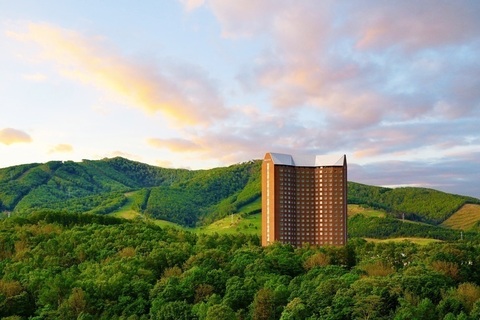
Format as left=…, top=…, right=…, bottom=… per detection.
left=1, top=157, right=478, bottom=227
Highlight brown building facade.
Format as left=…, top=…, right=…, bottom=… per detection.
left=262, top=152, right=347, bottom=247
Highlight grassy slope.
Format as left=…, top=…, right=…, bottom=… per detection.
left=441, top=204, right=480, bottom=230
left=110, top=192, right=140, bottom=219
left=364, top=237, right=442, bottom=245
left=194, top=213, right=261, bottom=235
left=185, top=197, right=261, bottom=234
left=347, top=204, right=386, bottom=218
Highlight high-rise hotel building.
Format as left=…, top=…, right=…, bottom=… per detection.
left=262, top=152, right=347, bottom=247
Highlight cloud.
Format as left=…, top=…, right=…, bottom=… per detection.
left=0, top=128, right=32, bottom=145
left=179, top=0, right=205, bottom=12
left=48, top=143, right=73, bottom=154
left=7, top=21, right=227, bottom=126
left=350, top=1, right=480, bottom=51
left=180, top=0, right=285, bottom=37
left=196, top=1, right=480, bottom=151
left=22, top=73, right=47, bottom=82
left=147, top=137, right=203, bottom=152
left=206, top=1, right=479, bottom=115
left=155, top=159, right=174, bottom=168
left=349, top=155, right=480, bottom=199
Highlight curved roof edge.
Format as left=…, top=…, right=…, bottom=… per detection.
left=266, top=152, right=346, bottom=167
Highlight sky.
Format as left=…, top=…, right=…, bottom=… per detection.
left=0, top=1, right=479, bottom=198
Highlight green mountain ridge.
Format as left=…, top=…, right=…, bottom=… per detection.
left=1, top=157, right=478, bottom=228
left=0, top=157, right=261, bottom=227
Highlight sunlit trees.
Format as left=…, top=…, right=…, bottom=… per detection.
left=1, top=211, right=480, bottom=319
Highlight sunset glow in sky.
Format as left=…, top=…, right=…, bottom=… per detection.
left=1, top=1, right=479, bottom=198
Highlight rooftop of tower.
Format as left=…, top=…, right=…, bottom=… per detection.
left=267, top=152, right=346, bottom=167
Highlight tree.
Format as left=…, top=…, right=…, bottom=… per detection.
left=150, top=300, right=193, bottom=320
left=303, top=252, right=330, bottom=270
left=437, top=297, right=465, bottom=319
left=206, top=303, right=236, bottom=320
left=280, top=298, right=308, bottom=320
left=252, top=288, right=276, bottom=320
left=57, top=287, right=88, bottom=319
left=353, top=295, right=382, bottom=320
left=455, top=282, right=480, bottom=313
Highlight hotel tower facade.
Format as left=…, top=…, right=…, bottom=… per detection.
left=262, top=152, right=347, bottom=247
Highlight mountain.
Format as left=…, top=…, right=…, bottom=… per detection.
left=1, top=157, right=478, bottom=228
left=0, top=157, right=261, bottom=227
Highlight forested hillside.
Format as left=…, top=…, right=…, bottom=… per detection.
left=0, top=158, right=261, bottom=227
left=348, top=182, right=480, bottom=225
left=1, top=157, right=478, bottom=227
left=2, top=212, right=480, bottom=319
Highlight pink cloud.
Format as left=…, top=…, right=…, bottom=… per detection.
left=203, top=0, right=283, bottom=37
left=351, top=2, right=480, bottom=51
left=202, top=1, right=480, bottom=132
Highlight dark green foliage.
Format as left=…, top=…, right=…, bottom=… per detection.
left=0, top=165, right=51, bottom=210
left=145, top=187, right=200, bottom=226
left=1, top=213, right=480, bottom=319
left=15, top=191, right=128, bottom=215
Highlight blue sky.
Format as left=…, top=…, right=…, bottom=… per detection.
left=0, top=1, right=479, bottom=198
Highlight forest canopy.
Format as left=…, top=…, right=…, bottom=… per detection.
left=1, top=212, right=480, bottom=319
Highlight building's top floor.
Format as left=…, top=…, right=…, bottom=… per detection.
left=265, top=152, right=346, bottom=167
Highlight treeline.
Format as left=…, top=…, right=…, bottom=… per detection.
left=2, top=212, right=480, bottom=319
left=348, top=182, right=480, bottom=225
